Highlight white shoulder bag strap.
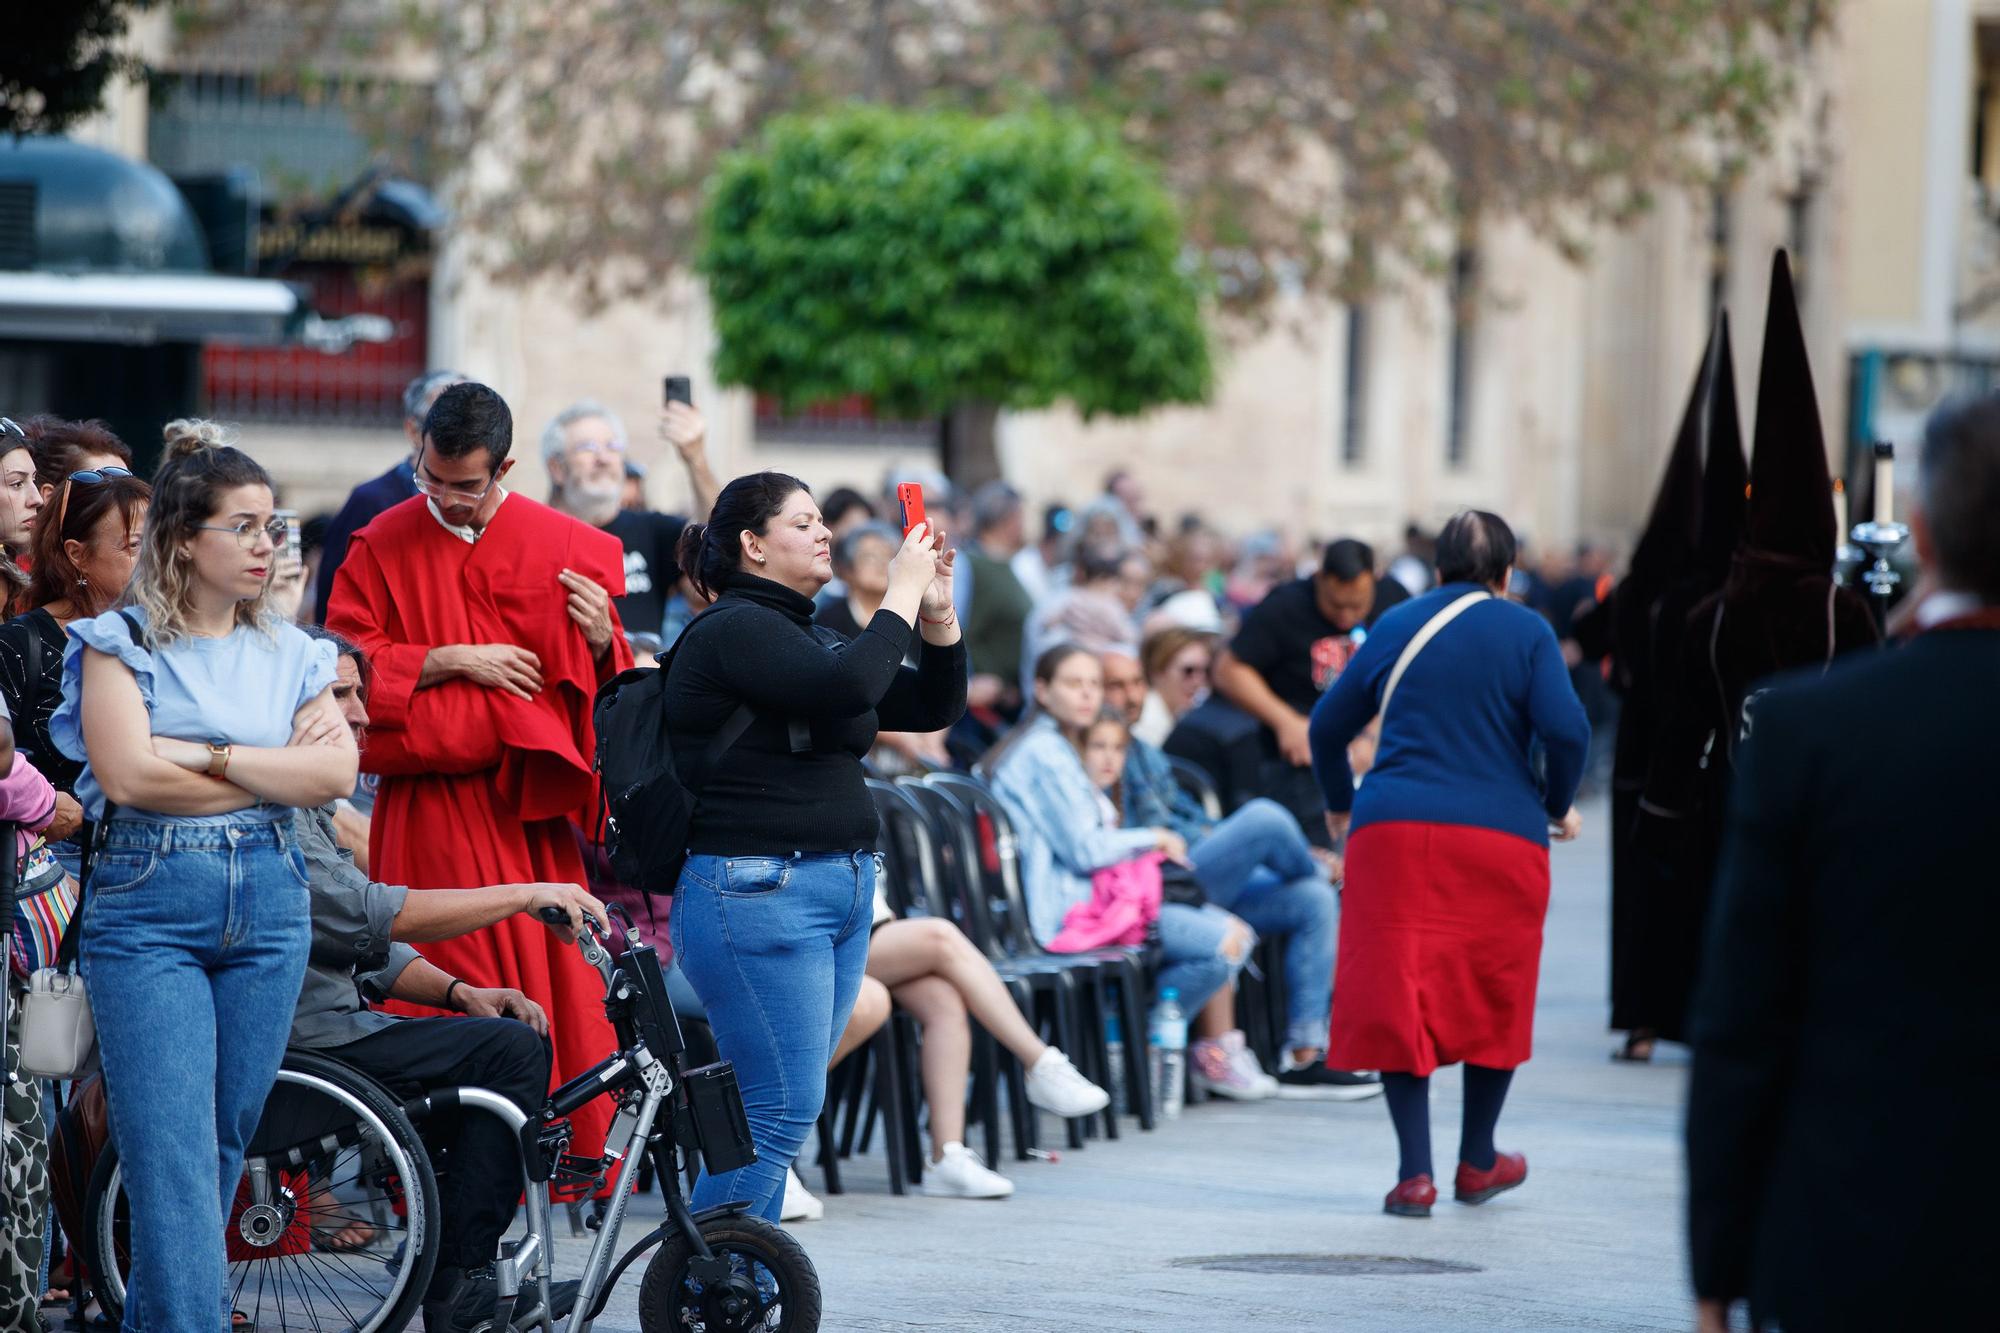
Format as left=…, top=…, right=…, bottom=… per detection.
left=1378, top=591, right=1491, bottom=718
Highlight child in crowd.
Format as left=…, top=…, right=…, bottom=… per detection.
left=989, top=646, right=1266, bottom=1096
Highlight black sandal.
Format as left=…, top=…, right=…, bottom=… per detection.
left=1611, top=1030, right=1656, bottom=1063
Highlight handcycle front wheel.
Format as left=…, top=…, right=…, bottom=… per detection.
left=84, top=1048, right=439, bottom=1333
left=637, top=1214, right=821, bottom=1333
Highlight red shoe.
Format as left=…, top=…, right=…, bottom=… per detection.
left=1383, top=1174, right=1437, bottom=1217
left=1454, top=1151, right=1528, bottom=1204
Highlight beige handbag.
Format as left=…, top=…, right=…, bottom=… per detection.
left=17, top=967, right=95, bottom=1080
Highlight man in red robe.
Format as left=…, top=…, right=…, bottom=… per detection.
left=327, top=381, right=634, bottom=1158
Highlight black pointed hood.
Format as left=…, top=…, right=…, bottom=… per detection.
left=1741, top=249, right=1836, bottom=571
left=1695, top=313, right=1747, bottom=591
left=1627, top=319, right=1717, bottom=582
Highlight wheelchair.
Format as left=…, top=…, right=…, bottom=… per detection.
left=81, top=905, right=818, bottom=1332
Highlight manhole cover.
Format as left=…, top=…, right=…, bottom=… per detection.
left=1170, top=1254, right=1482, bottom=1277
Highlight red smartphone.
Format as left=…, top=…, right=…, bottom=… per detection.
left=897, top=482, right=928, bottom=537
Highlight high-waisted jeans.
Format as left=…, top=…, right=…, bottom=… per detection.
left=80, top=818, right=311, bottom=1332
left=670, top=850, right=876, bottom=1222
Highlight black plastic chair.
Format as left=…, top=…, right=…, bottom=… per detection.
left=1166, top=753, right=1226, bottom=821
left=818, top=1018, right=917, bottom=1196
left=867, top=779, right=1018, bottom=1173
left=894, top=779, right=1044, bottom=1162
left=920, top=771, right=1155, bottom=1137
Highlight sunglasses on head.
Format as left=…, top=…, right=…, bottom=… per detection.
left=56, top=466, right=138, bottom=531
left=0, top=417, right=24, bottom=442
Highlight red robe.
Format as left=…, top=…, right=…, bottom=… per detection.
left=327, top=492, right=634, bottom=1157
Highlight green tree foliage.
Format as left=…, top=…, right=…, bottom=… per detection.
left=1, top=2, right=159, bottom=137
left=697, top=106, right=1211, bottom=426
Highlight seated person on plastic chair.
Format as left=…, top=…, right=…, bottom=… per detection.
left=289, top=627, right=607, bottom=1332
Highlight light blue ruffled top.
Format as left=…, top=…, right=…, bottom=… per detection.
left=51, top=607, right=339, bottom=823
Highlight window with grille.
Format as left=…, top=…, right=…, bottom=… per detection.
left=753, top=393, right=940, bottom=447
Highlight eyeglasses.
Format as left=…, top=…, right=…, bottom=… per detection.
left=568, top=438, right=627, bottom=457
left=414, top=472, right=499, bottom=506
left=195, top=517, right=289, bottom=550
left=55, top=466, right=138, bottom=532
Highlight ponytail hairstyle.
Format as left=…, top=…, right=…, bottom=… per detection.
left=676, top=470, right=811, bottom=600
left=128, top=419, right=279, bottom=644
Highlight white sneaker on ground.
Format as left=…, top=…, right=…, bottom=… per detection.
left=780, top=1166, right=824, bottom=1222
left=1023, top=1048, right=1111, bottom=1118
left=1221, top=1029, right=1281, bottom=1096
left=1189, top=1033, right=1273, bottom=1101
left=921, top=1142, right=1015, bottom=1199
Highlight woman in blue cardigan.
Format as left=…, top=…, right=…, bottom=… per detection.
left=1309, top=510, right=1589, bottom=1219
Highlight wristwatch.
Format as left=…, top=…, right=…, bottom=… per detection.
left=205, top=742, right=232, bottom=778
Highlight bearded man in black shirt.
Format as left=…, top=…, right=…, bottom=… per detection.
left=542, top=398, right=720, bottom=642
left=1212, top=537, right=1408, bottom=845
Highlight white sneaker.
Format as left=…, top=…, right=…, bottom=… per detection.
left=1222, top=1030, right=1280, bottom=1096
left=1189, top=1036, right=1272, bottom=1101
left=780, top=1166, right=824, bottom=1222
left=921, top=1142, right=1015, bottom=1199
left=1024, top=1048, right=1111, bottom=1118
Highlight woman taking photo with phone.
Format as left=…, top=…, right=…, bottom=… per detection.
left=52, top=421, right=356, bottom=1329
left=664, top=472, right=965, bottom=1222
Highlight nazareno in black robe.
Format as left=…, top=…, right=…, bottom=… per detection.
left=1638, top=251, right=1880, bottom=1041
left=1605, top=312, right=1725, bottom=1037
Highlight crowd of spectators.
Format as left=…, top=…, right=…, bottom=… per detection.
left=2, top=375, right=1633, bottom=1328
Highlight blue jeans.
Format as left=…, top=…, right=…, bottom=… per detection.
left=1154, top=902, right=1251, bottom=1017
left=1189, top=797, right=1338, bottom=1051
left=670, top=851, right=876, bottom=1222
left=79, top=819, right=310, bottom=1332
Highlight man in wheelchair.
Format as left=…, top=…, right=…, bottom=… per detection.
left=292, top=628, right=608, bottom=1331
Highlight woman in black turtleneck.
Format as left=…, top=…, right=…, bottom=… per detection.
left=663, top=471, right=965, bottom=1221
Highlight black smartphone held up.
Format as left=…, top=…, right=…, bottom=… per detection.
left=663, top=375, right=693, bottom=407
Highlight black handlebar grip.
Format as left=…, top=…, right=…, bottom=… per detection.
left=538, top=905, right=573, bottom=926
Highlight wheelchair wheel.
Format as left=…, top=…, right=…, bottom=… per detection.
left=85, top=1049, right=439, bottom=1332
left=636, top=1214, right=820, bottom=1332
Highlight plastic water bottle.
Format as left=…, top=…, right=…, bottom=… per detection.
left=1104, top=1013, right=1128, bottom=1117
left=1149, top=989, right=1188, bottom=1121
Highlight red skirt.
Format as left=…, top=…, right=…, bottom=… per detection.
left=1326, top=820, right=1550, bottom=1077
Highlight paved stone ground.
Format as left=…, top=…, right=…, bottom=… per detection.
left=561, top=794, right=1696, bottom=1332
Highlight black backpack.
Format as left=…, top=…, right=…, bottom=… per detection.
left=592, top=612, right=753, bottom=892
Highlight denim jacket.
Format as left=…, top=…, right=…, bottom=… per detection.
left=1119, top=738, right=1215, bottom=847
left=988, top=715, right=1157, bottom=943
